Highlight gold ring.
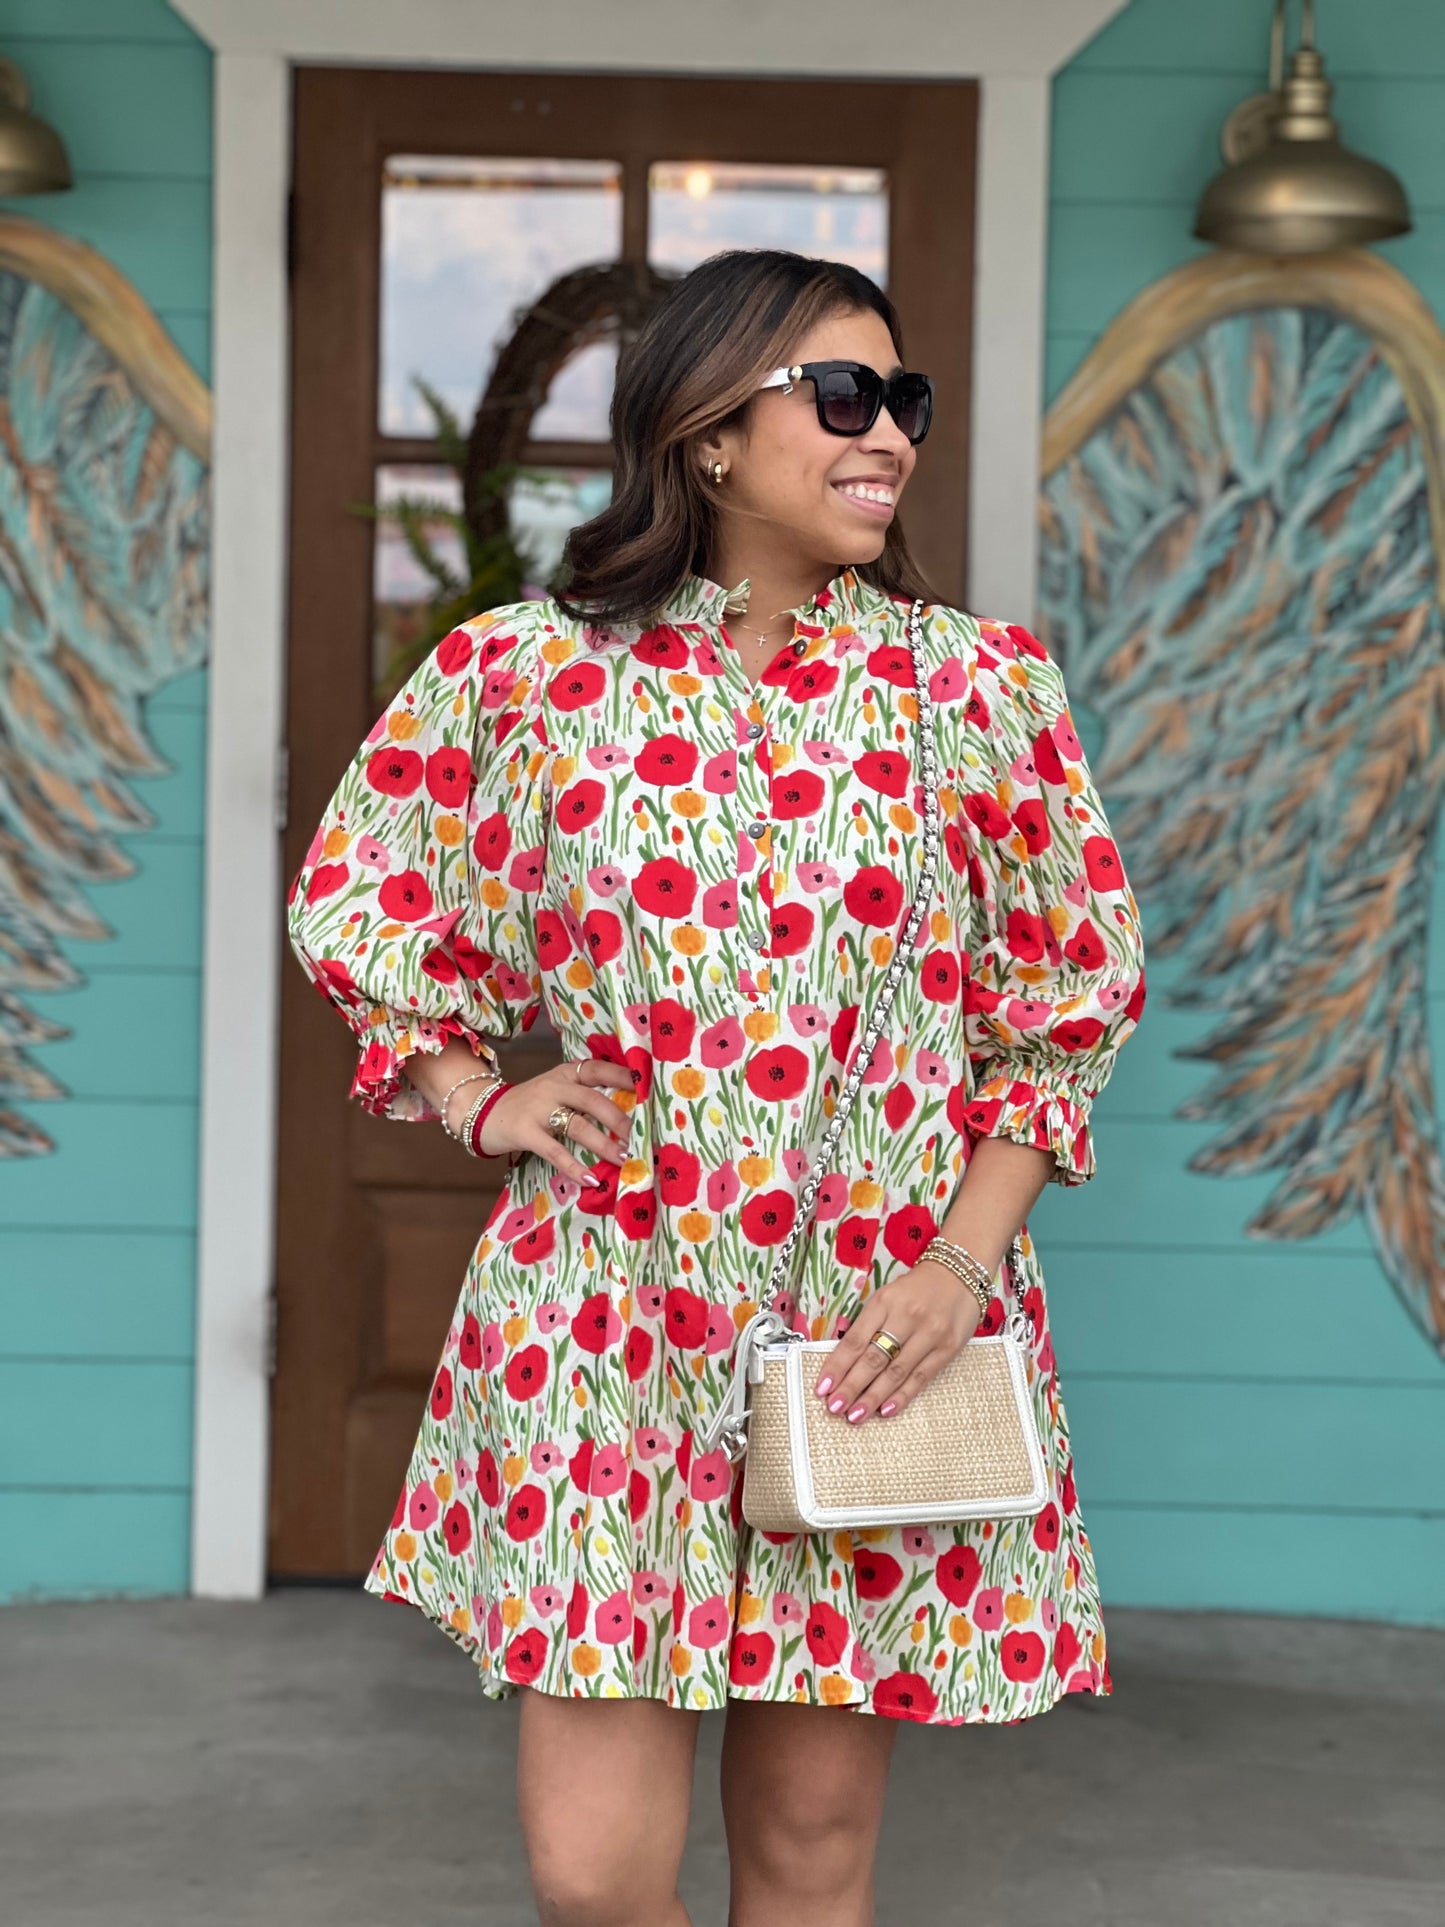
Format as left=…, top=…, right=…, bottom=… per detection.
left=869, top=1329, right=904, bottom=1365
left=546, top=1103, right=576, bottom=1141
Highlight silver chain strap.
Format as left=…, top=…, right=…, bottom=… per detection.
left=757, top=597, right=1030, bottom=1334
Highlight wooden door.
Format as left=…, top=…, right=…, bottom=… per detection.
left=273, top=65, right=979, bottom=1575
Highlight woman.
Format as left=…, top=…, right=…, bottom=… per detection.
left=288, top=249, right=1146, bottom=1925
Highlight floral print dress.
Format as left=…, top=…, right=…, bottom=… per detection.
left=287, top=567, right=1147, bottom=1724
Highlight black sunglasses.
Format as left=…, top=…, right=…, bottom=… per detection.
left=759, top=360, right=935, bottom=445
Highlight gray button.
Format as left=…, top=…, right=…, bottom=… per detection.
left=745, top=819, right=767, bottom=840
left=746, top=721, right=764, bottom=740
left=748, top=930, right=768, bottom=952
left=792, top=640, right=807, bottom=655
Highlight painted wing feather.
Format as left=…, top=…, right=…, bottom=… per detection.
left=0, top=275, right=208, bottom=1156
left=1040, top=306, right=1445, bottom=1353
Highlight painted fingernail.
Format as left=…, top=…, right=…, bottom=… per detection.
left=815, top=1376, right=833, bottom=1398
left=846, top=1404, right=867, bottom=1423
left=584, top=1172, right=605, bottom=1188
left=879, top=1400, right=897, bottom=1417
left=828, top=1397, right=845, bottom=1414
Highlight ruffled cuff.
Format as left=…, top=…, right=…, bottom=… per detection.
left=350, top=1006, right=502, bottom=1123
left=962, top=1068, right=1099, bottom=1187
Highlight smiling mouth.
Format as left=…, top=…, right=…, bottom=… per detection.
left=833, top=480, right=896, bottom=512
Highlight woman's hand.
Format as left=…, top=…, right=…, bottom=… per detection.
left=813, top=1261, right=987, bottom=1424
left=458, top=1058, right=635, bottom=1185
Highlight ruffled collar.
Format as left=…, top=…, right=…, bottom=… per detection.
left=658, top=565, right=890, bottom=631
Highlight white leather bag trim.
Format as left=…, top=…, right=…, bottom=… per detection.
left=773, top=1338, right=1050, bottom=1529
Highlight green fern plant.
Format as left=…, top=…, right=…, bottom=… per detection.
left=356, top=376, right=564, bottom=698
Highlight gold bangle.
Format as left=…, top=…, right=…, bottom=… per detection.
left=919, top=1236, right=995, bottom=1323
left=922, top=1233, right=993, bottom=1284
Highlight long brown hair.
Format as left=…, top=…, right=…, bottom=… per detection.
left=554, top=250, right=944, bottom=626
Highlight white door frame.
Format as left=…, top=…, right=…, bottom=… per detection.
left=171, top=0, right=1128, bottom=1597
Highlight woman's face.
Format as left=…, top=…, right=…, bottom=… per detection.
left=704, top=307, right=920, bottom=571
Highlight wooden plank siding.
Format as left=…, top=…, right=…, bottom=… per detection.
left=1039, top=0, right=1445, bottom=1623
left=0, top=0, right=211, bottom=1601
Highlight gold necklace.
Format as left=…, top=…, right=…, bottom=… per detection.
left=739, top=605, right=794, bottom=651
left=721, top=582, right=797, bottom=654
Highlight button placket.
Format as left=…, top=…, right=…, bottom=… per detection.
left=733, top=685, right=775, bottom=999
left=722, top=603, right=828, bottom=1004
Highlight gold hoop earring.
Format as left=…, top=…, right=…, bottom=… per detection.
left=710, top=461, right=725, bottom=485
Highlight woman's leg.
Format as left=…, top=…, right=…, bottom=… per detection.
left=719, top=1700, right=900, bottom=1927
left=517, top=1687, right=703, bottom=1926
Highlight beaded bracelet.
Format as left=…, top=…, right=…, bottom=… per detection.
left=465, top=1079, right=513, bottom=1159
left=439, top=1068, right=501, bottom=1146
left=454, top=1075, right=504, bottom=1153
left=918, top=1234, right=996, bottom=1324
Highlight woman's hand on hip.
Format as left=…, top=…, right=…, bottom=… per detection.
left=474, top=1058, right=635, bottom=1185
left=813, top=1261, right=986, bottom=1424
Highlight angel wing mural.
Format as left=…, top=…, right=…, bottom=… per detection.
left=0, top=217, right=210, bottom=1157
left=1039, top=249, right=1445, bottom=1358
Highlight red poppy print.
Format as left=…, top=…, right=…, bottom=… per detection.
left=429, top=1368, right=453, bottom=1422
left=633, top=857, right=698, bottom=919
left=503, top=1627, right=549, bottom=1684
left=804, top=1601, right=850, bottom=1666
left=442, top=1500, right=473, bottom=1555
left=572, top=1296, right=623, bottom=1356
left=547, top=659, right=605, bottom=710
left=936, top=1544, right=982, bottom=1607
left=476, top=1449, right=502, bottom=1508
left=854, top=1550, right=904, bottom=1600
left=504, top=1484, right=547, bottom=1542
left=663, top=1287, right=709, bottom=1349
left=425, top=744, right=471, bottom=807
left=504, top=1344, right=549, bottom=1400
left=873, top=1671, right=939, bottom=1722
left=377, top=869, right=434, bottom=922
left=289, top=582, right=1144, bottom=1723
left=436, top=625, right=474, bottom=676
left=1000, top=1631, right=1047, bottom=1683
left=843, top=864, right=904, bottom=927
left=305, top=862, right=348, bottom=905
left=636, top=734, right=699, bottom=786
left=366, top=745, right=423, bottom=797
left=729, top=1630, right=776, bottom=1687
left=772, top=767, right=826, bottom=818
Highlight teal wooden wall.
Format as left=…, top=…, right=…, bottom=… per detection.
left=0, top=0, right=210, bottom=1600
left=1037, top=0, right=1445, bottom=1625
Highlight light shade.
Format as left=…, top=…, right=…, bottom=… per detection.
left=1195, top=40, right=1410, bottom=254
left=0, top=56, right=72, bottom=196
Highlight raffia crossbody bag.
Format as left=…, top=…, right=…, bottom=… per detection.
left=700, top=598, right=1049, bottom=1533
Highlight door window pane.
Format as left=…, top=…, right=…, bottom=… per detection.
left=371, top=464, right=612, bottom=695
left=380, top=156, right=623, bottom=439
left=649, top=162, right=888, bottom=281
left=511, top=467, right=613, bottom=580
left=372, top=465, right=463, bottom=694
left=532, top=339, right=619, bottom=443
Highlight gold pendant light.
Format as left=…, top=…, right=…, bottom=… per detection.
left=1194, top=0, right=1410, bottom=253
left=0, top=55, right=72, bottom=196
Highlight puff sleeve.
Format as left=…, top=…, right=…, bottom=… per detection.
left=957, top=619, right=1146, bottom=1186
left=285, top=603, right=553, bottom=1122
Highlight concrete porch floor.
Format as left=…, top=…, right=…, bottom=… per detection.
left=1, top=1589, right=1441, bottom=1926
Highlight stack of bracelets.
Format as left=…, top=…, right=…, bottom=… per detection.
left=438, top=1064, right=514, bottom=1159
left=918, top=1234, right=1000, bottom=1326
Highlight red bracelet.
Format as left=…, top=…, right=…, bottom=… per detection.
left=467, top=1080, right=513, bottom=1158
